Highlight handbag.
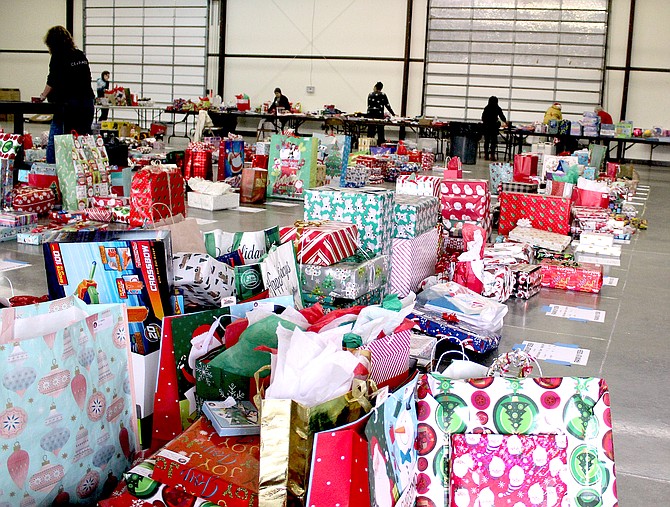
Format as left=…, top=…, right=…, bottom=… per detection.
left=0, top=296, right=137, bottom=504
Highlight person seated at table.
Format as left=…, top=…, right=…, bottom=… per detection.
left=96, top=70, right=110, bottom=121
left=267, top=87, right=290, bottom=114
left=366, top=81, right=395, bottom=145
left=595, top=105, right=613, bottom=125
left=481, top=95, right=507, bottom=161
left=543, top=102, right=562, bottom=124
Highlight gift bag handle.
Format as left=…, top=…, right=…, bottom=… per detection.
left=429, top=336, right=467, bottom=373
left=252, top=365, right=272, bottom=413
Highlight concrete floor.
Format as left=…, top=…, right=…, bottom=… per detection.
left=2, top=127, right=669, bottom=504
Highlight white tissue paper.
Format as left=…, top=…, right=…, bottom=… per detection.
left=350, top=293, right=416, bottom=345
left=188, top=176, right=233, bottom=195
left=265, top=323, right=360, bottom=407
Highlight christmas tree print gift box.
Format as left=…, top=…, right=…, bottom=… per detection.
left=393, top=194, right=440, bottom=239
left=303, top=186, right=395, bottom=258
left=415, top=374, right=617, bottom=507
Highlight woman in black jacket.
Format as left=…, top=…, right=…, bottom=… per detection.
left=481, top=96, right=507, bottom=161
left=267, top=88, right=290, bottom=114
left=37, top=26, right=95, bottom=163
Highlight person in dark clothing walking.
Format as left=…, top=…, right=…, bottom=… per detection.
left=481, top=96, right=507, bottom=161
left=96, top=70, right=111, bottom=121
left=366, top=82, right=395, bottom=145
left=37, top=26, right=95, bottom=163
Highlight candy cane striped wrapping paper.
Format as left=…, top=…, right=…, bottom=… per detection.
left=362, top=328, right=412, bottom=385
left=390, top=227, right=439, bottom=297
left=280, top=220, right=359, bottom=266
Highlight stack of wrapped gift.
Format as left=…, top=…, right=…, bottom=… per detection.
left=572, top=206, right=612, bottom=234
left=0, top=210, right=38, bottom=242
left=84, top=195, right=131, bottom=224
left=508, top=225, right=572, bottom=252
left=575, top=231, right=621, bottom=257
left=303, top=186, right=395, bottom=298
left=440, top=178, right=491, bottom=239
left=391, top=194, right=440, bottom=297
left=499, top=192, right=572, bottom=235
left=481, top=243, right=534, bottom=302
left=540, top=259, right=604, bottom=293
left=395, top=173, right=441, bottom=198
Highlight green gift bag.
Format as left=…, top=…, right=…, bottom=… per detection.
left=54, top=133, right=79, bottom=210
left=195, top=346, right=251, bottom=408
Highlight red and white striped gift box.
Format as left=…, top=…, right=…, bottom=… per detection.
left=390, top=227, right=439, bottom=297
left=280, top=220, right=359, bottom=266
left=363, top=327, right=412, bottom=385
left=396, top=173, right=442, bottom=198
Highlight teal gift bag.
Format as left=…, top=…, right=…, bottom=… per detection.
left=0, top=297, right=137, bottom=505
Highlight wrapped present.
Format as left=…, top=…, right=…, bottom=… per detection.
left=511, top=263, right=542, bottom=299
left=173, top=253, right=235, bottom=306
left=488, top=162, right=512, bottom=194
left=481, top=262, right=514, bottom=302
left=0, top=210, right=38, bottom=228
left=508, top=225, right=572, bottom=252
left=540, top=259, right=604, bottom=293
left=391, top=228, right=438, bottom=297
left=484, top=242, right=534, bottom=266
left=90, top=195, right=129, bottom=208
left=84, top=206, right=112, bottom=222
left=362, top=325, right=413, bottom=385
left=534, top=247, right=575, bottom=262
left=442, top=214, right=493, bottom=242
left=440, top=179, right=490, bottom=222
left=152, top=418, right=259, bottom=506
left=280, top=220, right=359, bottom=266
left=499, top=181, right=539, bottom=194
left=341, top=164, right=370, bottom=188
left=299, top=253, right=388, bottom=300
left=0, top=224, right=32, bottom=242
left=129, top=164, right=186, bottom=227
left=219, top=139, right=245, bottom=180
left=302, top=286, right=383, bottom=311
left=184, top=142, right=214, bottom=180
left=449, top=433, right=569, bottom=506
left=304, top=186, right=395, bottom=258
left=267, top=134, right=319, bottom=199
left=17, top=224, right=63, bottom=245
left=11, top=185, right=55, bottom=215
left=240, top=167, right=268, bottom=204
left=28, top=170, right=61, bottom=204
left=421, top=151, right=435, bottom=171
left=407, top=306, right=502, bottom=353
left=499, top=192, right=571, bottom=235
left=188, top=191, right=240, bottom=211
left=394, top=194, right=439, bottom=239
left=395, top=173, right=442, bottom=198
left=572, top=206, right=612, bottom=232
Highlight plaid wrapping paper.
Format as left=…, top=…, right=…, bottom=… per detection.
left=498, top=192, right=571, bottom=235
left=280, top=220, right=359, bottom=266
left=393, top=194, right=440, bottom=239
left=390, top=228, right=438, bottom=297
left=361, top=328, right=412, bottom=385
left=488, top=162, right=512, bottom=195
left=440, top=179, right=490, bottom=222
left=299, top=254, right=388, bottom=300
left=511, top=263, right=542, bottom=299
left=395, top=173, right=442, bottom=198
left=304, top=186, right=395, bottom=258
left=540, top=259, right=603, bottom=293
left=508, top=226, right=572, bottom=252
left=129, top=165, right=186, bottom=227
left=499, top=181, right=539, bottom=194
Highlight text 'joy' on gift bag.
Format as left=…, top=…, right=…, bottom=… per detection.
left=0, top=296, right=138, bottom=505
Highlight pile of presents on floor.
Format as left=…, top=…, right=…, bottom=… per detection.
left=0, top=128, right=635, bottom=506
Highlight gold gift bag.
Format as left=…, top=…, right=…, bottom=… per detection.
left=258, top=381, right=373, bottom=507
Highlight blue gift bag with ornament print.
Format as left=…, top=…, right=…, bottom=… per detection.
left=0, top=296, right=137, bottom=505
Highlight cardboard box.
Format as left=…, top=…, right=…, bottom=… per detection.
left=187, top=191, right=239, bottom=211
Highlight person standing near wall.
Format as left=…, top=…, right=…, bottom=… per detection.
left=96, top=70, right=111, bottom=121
left=37, top=25, right=95, bottom=163
left=366, top=82, right=395, bottom=145
left=481, top=96, right=507, bottom=161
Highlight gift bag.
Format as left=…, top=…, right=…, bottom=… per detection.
left=128, top=164, right=186, bottom=227
left=365, top=376, right=418, bottom=506
left=513, top=153, right=538, bottom=183
left=240, top=167, right=268, bottom=204
left=444, top=156, right=462, bottom=179
left=488, top=162, right=512, bottom=194
left=173, top=253, right=235, bottom=306
left=306, top=414, right=372, bottom=507
left=152, top=214, right=207, bottom=254
left=261, top=242, right=303, bottom=309
left=0, top=134, right=21, bottom=208
left=267, top=135, right=319, bottom=199
left=588, top=143, right=607, bottom=171
left=0, top=296, right=138, bottom=505
left=313, top=133, right=351, bottom=186
left=204, top=226, right=281, bottom=263
left=184, top=144, right=214, bottom=180
left=219, top=139, right=245, bottom=180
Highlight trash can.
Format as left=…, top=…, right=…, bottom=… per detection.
left=449, top=122, right=481, bottom=165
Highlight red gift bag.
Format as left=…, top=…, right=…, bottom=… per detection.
left=306, top=416, right=371, bottom=507
left=444, top=156, right=463, bottom=179
left=572, top=187, right=609, bottom=208
left=129, top=165, right=186, bottom=227
left=183, top=147, right=213, bottom=180
left=513, top=153, right=538, bottom=182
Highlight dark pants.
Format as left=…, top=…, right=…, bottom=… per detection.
left=483, top=131, right=498, bottom=159
left=47, top=98, right=95, bottom=164
left=367, top=113, right=385, bottom=145
left=99, top=108, right=109, bottom=122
